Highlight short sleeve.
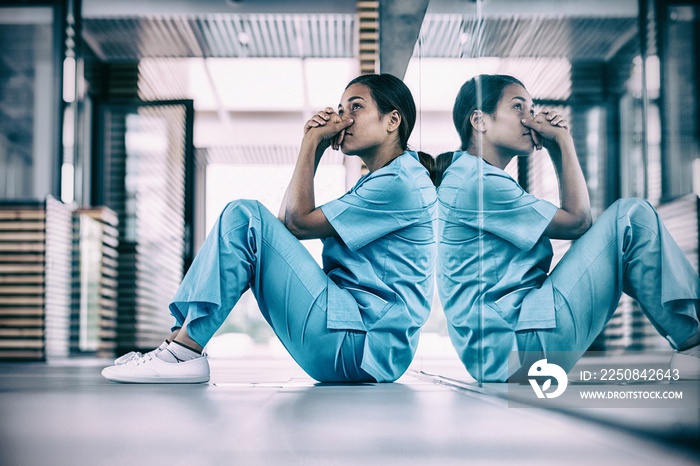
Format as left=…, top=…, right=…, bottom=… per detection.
left=481, top=171, right=557, bottom=250
left=320, top=171, right=424, bottom=251
left=447, top=168, right=557, bottom=251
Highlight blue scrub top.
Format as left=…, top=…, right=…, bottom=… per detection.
left=437, top=151, right=558, bottom=381
left=321, top=150, right=437, bottom=382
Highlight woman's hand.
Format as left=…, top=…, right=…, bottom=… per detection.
left=521, top=108, right=570, bottom=153
left=304, top=107, right=354, bottom=153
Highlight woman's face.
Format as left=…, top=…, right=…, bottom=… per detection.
left=482, top=83, right=536, bottom=156
left=337, top=83, right=393, bottom=156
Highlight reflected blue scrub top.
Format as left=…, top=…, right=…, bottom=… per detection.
left=320, top=150, right=437, bottom=382
left=437, top=151, right=558, bottom=381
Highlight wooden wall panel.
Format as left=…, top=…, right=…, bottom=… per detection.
left=0, top=204, right=46, bottom=360
left=0, top=198, right=73, bottom=360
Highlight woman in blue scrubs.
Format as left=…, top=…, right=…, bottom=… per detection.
left=103, top=73, right=437, bottom=384
left=437, top=74, right=700, bottom=382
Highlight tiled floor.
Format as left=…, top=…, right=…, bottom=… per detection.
left=0, top=353, right=698, bottom=466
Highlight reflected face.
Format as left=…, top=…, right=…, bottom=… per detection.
left=483, top=83, right=536, bottom=156
left=337, top=83, right=391, bottom=156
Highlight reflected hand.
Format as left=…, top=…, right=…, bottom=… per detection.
left=521, top=108, right=569, bottom=152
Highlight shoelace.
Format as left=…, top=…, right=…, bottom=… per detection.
left=129, top=352, right=156, bottom=366
left=123, top=349, right=207, bottom=366
left=114, top=351, right=142, bottom=365
left=116, top=343, right=170, bottom=365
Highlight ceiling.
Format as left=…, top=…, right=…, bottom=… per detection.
left=82, top=14, right=356, bottom=61
left=82, top=13, right=639, bottom=62
left=76, top=3, right=644, bottom=164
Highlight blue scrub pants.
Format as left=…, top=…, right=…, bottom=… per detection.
left=169, top=200, right=375, bottom=383
left=516, top=198, right=700, bottom=373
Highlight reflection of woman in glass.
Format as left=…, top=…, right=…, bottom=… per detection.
left=103, top=74, right=437, bottom=384
left=437, top=74, right=700, bottom=382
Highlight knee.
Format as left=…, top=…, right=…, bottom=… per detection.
left=224, top=199, right=261, bottom=212
left=220, top=199, right=262, bottom=224
left=613, top=197, right=658, bottom=223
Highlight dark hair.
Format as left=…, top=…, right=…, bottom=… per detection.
left=453, top=74, right=525, bottom=151
left=416, top=151, right=436, bottom=185
left=433, top=152, right=454, bottom=187
left=347, top=73, right=439, bottom=184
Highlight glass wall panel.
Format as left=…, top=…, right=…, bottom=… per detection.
left=0, top=7, right=59, bottom=200
left=414, top=0, right=698, bottom=358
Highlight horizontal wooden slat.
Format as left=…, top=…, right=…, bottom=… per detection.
left=0, top=211, right=45, bottom=220
left=0, top=264, right=44, bottom=273
left=0, top=232, right=46, bottom=241
left=0, top=276, right=44, bottom=284
left=0, top=350, right=44, bottom=359
left=0, top=287, right=44, bottom=295
left=0, top=222, right=45, bottom=230
left=0, top=244, right=44, bottom=252
left=0, top=307, right=43, bottom=315
left=357, top=11, right=379, bottom=20
left=0, top=296, right=43, bottom=306
left=0, top=340, right=43, bottom=348
left=0, top=329, right=43, bottom=337
left=0, top=254, right=44, bottom=262
left=0, top=317, right=43, bottom=326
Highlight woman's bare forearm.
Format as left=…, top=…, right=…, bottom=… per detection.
left=546, top=135, right=592, bottom=238
left=279, top=137, right=322, bottom=231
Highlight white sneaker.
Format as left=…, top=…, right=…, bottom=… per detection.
left=670, top=345, right=700, bottom=380
left=113, top=342, right=168, bottom=365
left=102, top=353, right=210, bottom=384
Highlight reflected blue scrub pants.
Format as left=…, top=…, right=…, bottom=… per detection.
left=169, top=200, right=375, bottom=383
left=516, top=198, right=700, bottom=373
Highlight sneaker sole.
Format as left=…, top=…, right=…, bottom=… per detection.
left=102, top=372, right=209, bottom=384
